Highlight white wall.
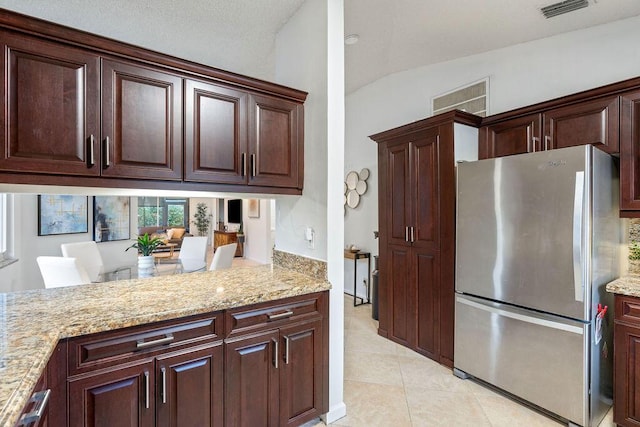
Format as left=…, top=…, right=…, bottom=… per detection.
left=242, top=199, right=271, bottom=264
left=345, top=15, right=640, bottom=278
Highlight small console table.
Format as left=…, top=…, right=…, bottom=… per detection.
left=344, top=250, right=371, bottom=307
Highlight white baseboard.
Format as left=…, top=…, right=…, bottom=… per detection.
left=322, top=401, right=347, bottom=424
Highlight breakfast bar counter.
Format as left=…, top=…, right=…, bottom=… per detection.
left=0, top=264, right=331, bottom=426
left=605, top=275, right=640, bottom=297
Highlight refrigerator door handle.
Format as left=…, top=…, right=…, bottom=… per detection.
left=572, top=171, right=585, bottom=302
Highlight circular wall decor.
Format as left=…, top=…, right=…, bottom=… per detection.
left=344, top=168, right=371, bottom=212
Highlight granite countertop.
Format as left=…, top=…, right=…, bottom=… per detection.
left=606, top=275, right=640, bottom=297
left=0, top=264, right=331, bottom=426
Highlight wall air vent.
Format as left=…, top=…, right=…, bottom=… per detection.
left=432, top=78, right=488, bottom=117
left=541, top=0, right=588, bottom=18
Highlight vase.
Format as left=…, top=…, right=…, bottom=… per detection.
left=138, top=255, right=155, bottom=278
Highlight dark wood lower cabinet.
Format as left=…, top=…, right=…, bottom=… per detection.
left=68, top=360, right=156, bottom=427
left=614, top=294, right=640, bottom=426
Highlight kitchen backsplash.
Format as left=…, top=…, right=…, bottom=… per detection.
left=629, top=219, right=640, bottom=275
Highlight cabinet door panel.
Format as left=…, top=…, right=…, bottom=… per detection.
left=156, top=344, right=223, bottom=427
left=387, top=244, right=413, bottom=347
left=184, top=80, right=247, bottom=184
left=101, top=59, right=182, bottom=180
left=614, top=322, right=640, bottom=426
left=248, top=94, right=301, bottom=188
left=0, top=31, right=100, bottom=176
left=225, top=329, right=279, bottom=427
left=280, top=319, right=324, bottom=426
left=385, top=142, right=411, bottom=246
left=544, top=96, right=619, bottom=154
left=412, top=131, right=439, bottom=250
left=479, top=114, right=541, bottom=159
left=620, top=90, right=640, bottom=211
left=68, top=360, right=155, bottom=427
left=415, top=250, right=439, bottom=358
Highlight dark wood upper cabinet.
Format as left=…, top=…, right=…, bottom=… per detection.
left=248, top=94, right=303, bottom=189
left=184, top=79, right=247, bottom=184
left=0, top=30, right=100, bottom=176
left=0, top=9, right=306, bottom=194
left=101, top=59, right=183, bottom=181
left=479, top=113, right=541, bottom=159
left=544, top=95, right=619, bottom=154
left=620, top=89, right=640, bottom=212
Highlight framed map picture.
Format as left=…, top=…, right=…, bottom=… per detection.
left=93, top=196, right=130, bottom=242
left=38, top=195, right=89, bottom=236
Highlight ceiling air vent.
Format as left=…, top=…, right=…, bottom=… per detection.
left=541, top=0, right=589, bottom=18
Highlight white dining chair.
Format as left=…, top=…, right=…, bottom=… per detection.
left=209, top=243, right=237, bottom=270
left=61, top=241, right=104, bottom=283
left=179, top=236, right=208, bottom=262
left=36, top=256, right=92, bottom=288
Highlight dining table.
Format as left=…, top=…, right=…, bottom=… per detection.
left=98, top=258, right=207, bottom=282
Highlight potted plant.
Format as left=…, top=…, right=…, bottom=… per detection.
left=126, top=233, right=163, bottom=277
left=192, top=203, right=212, bottom=237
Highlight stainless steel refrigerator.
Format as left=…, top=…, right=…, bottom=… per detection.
left=454, top=145, right=622, bottom=427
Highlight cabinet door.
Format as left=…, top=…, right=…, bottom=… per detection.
left=386, top=244, right=414, bottom=348
left=16, top=371, right=48, bottom=427
left=414, top=249, right=440, bottom=360
left=184, top=80, right=248, bottom=184
left=614, top=322, right=640, bottom=426
left=479, top=114, right=541, bottom=159
left=411, top=130, right=440, bottom=251
left=544, top=96, right=619, bottom=154
left=248, top=94, right=302, bottom=188
left=383, top=141, right=412, bottom=247
left=620, top=90, right=640, bottom=211
left=0, top=31, right=100, bottom=176
left=156, top=344, right=223, bottom=427
left=101, top=59, right=183, bottom=180
left=68, top=360, right=155, bottom=427
left=279, top=319, right=324, bottom=426
left=225, top=329, right=280, bottom=427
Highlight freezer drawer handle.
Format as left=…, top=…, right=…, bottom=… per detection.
left=572, top=171, right=585, bottom=302
left=456, top=296, right=584, bottom=335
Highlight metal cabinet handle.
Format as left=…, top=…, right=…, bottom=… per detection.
left=284, top=336, right=290, bottom=364
left=405, top=226, right=409, bottom=242
left=410, top=226, right=415, bottom=243
left=88, top=135, right=95, bottom=166
left=273, top=338, right=279, bottom=369
left=144, top=371, right=150, bottom=409
left=251, top=154, right=256, bottom=177
left=544, top=135, right=550, bottom=151
left=17, top=389, right=51, bottom=426
left=268, top=310, right=293, bottom=321
left=241, top=152, right=247, bottom=177
left=136, top=333, right=174, bottom=349
left=103, top=136, right=111, bottom=167
left=161, top=366, right=167, bottom=404
left=532, top=136, right=540, bottom=152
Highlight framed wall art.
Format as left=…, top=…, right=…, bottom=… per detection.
left=248, top=199, right=260, bottom=218
left=38, top=195, right=89, bottom=236
left=93, top=196, right=130, bottom=242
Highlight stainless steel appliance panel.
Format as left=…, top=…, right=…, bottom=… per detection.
left=456, top=146, right=589, bottom=320
left=454, top=294, right=587, bottom=425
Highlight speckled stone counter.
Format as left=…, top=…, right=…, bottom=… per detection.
left=0, top=264, right=331, bottom=426
left=606, top=275, right=640, bottom=297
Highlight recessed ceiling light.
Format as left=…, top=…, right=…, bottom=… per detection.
left=344, top=34, right=359, bottom=45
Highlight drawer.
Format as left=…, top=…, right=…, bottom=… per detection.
left=69, top=311, right=222, bottom=376
left=615, top=294, right=640, bottom=324
left=225, top=292, right=325, bottom=337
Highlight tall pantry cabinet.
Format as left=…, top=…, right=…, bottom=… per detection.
left=370, top=111, right=481, bottom=367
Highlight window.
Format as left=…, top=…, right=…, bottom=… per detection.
left=138, top=197, right=189, bottom=228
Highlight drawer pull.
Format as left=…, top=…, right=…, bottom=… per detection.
left=17, top=389, right=50, bottom=426
left=268, top=310, right=294, bottom=321
left=136, top=333, right=174, bottom=349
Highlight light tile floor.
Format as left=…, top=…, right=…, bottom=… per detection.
left=306, top=295, right=615, bottom=427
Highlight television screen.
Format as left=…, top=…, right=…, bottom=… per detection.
left=227, top=199, right=242, bottom=224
